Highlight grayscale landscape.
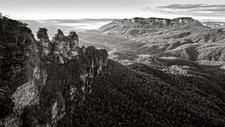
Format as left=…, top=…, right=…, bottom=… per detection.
left=0, top=0, right=225, bottom=126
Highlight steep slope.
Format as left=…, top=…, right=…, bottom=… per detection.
left=201, top=21, right=225, bottom=29
left=135, top=54, right=225, bottom=91
left=68, top=60, right=225, bottom=126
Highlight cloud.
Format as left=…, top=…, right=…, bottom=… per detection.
left=143, top=4, right=225, bottom=18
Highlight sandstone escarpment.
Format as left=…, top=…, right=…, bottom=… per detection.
left=99, top=17, right=206, bottom=43
left=112, top=17, right=201, bottom=27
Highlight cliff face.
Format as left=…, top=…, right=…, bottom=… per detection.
left=0, top=17, right=108, bottom=127
left=37, top=28, right=53, bottom=57
left=0, top=17, right=46, bottom=127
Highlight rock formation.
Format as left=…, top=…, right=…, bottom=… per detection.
left=37, top=28, right=54, bottom=61
left=0, top=17, right=109, bottom=127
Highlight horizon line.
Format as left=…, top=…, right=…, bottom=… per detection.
left=2, top=15, right=225, bottom=21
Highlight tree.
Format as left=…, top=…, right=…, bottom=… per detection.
left=12, top=28, right=20, bottom=44
left=37, top=28, right=48, bottom=39
left=0, top=12, right=2, bottom=19
left=2, top=17, right=8, bottom=36
left=217, top=29, right=223, bottom=34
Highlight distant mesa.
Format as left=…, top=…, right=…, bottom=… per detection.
left=99, top=16, right=204, bottom=39
left=99, top=16, right=206, bottom=44
left=99, top=16, right=225, bottom=63
left=112, top=17, right=201, bottom=27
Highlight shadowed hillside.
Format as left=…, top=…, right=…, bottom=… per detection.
left=69, top=60, right=225, bottom=126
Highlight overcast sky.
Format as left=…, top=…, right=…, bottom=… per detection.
left=1, top=0, right=225, bottom=19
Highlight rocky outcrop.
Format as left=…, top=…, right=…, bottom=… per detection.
left=37, top=28, right=54, bottom=61
left=0, top=17, right=109, bottom=127
left=52, top=30, right=79, bottom=62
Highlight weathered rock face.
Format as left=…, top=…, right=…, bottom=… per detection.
left=0, top=17, right=109, bottom=127
left=0, top=17, right=47, bottom=126
left=112, top=17, right=201, bottom=27
left=37, top=28, right=53, bottom=58
left=52, top=29, right=68, bottom=57
left=68, top=31, right=79, bottom=48
left=50, top=29, right=80, bottom=63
